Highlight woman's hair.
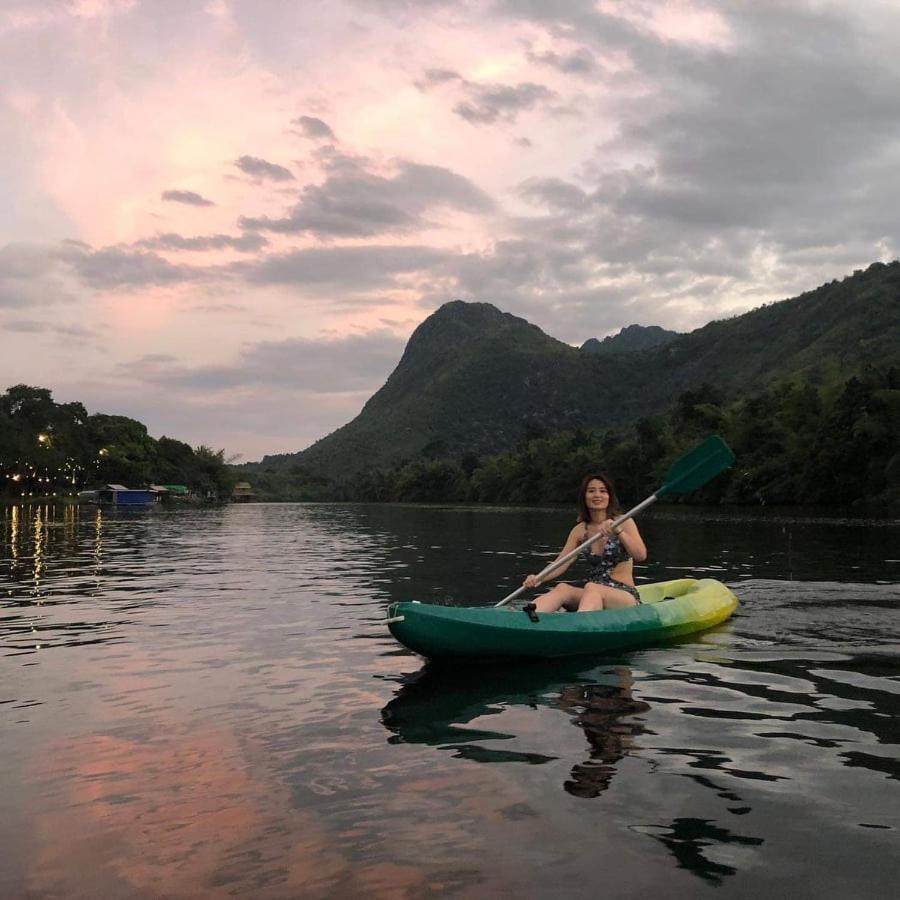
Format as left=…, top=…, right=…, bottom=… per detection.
left=576, top=472, right=622, bottom=523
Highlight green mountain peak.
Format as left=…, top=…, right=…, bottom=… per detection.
left=258, top=261, right=900, bottom=482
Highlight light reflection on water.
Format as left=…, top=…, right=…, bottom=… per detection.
left=1, top=502, right=899, bottom=898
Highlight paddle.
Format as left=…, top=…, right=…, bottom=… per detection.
left=494, top=435, right=736, bottom=608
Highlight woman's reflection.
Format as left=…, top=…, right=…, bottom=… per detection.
left=557, top=667, right=651, bottom=799
left=383, top=663, right=762, bottom=883
left=381, top=663, right=649, bottom=794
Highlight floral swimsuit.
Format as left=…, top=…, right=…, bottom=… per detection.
left=579, top=526, right=641, bottom=603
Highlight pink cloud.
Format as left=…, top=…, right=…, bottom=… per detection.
left=596, top=0, right=734, bottom=48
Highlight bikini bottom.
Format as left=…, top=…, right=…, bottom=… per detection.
left=585, top=576, right=641, bottom=603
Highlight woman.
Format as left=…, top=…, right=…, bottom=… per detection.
left=523, top=473, right=647, bottom=612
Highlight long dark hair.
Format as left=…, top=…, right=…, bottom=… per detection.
left=576, top=472, right=622, bottom=523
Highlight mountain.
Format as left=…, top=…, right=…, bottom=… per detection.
left=581, top=324, right=681, bottom=355
left=641, top=261, right=899, bottom=398
left=258, top=261, right=900, bottom=481
left=272, top=301, right=646, bottom=477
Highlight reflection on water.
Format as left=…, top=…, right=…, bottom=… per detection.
left=382, top=663, right=653, bottom=793
left=633, top=818, right=764, bottom=885
left=559, top=672, right=651, bottom=799
left=26, top=717, right=356, bottom=900
left=381, top=658, right=771, bottom=885
left=2, top=502, right=899, bottom=897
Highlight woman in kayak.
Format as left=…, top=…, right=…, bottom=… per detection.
left=523, top=473, right=647, bottom=612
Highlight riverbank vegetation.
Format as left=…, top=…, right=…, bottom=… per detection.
left=5, top=362, right=896, bottom=512
left=244, top=366, right=900, bottom=511
left=0, top=385, right=235, bottom=501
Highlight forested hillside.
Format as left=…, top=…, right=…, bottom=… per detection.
left=240, top=261, right=899, bottom=509
left=263, top=301, right=636, bottom=476
left=0, top=385, right=234, bottom=499
left=243, top=365, right=899, bottom=510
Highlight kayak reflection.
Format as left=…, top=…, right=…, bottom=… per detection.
left=381, top=661, right=649, bottom=788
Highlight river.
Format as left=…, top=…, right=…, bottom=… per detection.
left=2, top=502, right=898, bottom=898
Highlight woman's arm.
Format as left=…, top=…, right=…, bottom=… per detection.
left=523, top=525, right=582, bottom=587
left=612, top=518, right=647, bottom=562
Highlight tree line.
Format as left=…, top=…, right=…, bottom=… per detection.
left=7, top=367, right=897, bottom=510
left=249, top=366, right=899, bottom=511
left=0, top=385, right=235, bottom=500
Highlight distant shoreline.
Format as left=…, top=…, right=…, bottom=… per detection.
left=3, top=497, right=896, bottom=525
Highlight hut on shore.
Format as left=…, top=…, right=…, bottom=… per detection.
left=232, top=482, right=255, bottom=503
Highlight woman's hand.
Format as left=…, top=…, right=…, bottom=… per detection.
left=523, top=573, right=542, bottom=589
left=606, top=517, right=647, bottom=560
left=598, top=519, right=619, bottom=537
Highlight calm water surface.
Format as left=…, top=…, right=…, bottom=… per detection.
left=2, top=502, right=899, bottom=899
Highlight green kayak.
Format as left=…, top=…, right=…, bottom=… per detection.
left=386, top=578, right=738, bottom=661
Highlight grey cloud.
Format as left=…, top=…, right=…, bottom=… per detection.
left=79, top=379, right=375, bottom=460
left=133, top=232, right=269, bottom=252
left=233, top=331, right=406, bottom=391
left=235, top=155, right=295, bottom=181
left=3, top=319, right=95, bottom=337
left=501, top=1, right=900, bottom=233
left=4, top=319, right=51, bottom=333
left=416, top=67, right=463, bottom=89
left=132, top=353, right=179, bottom=365
left=69, top=246, right=203, bottom=290
left=415, top=62, right=559, bottom=125
left=0, top=242, right=81, bottom=308
left=191, top=302, right=247, bottom=314
left=239, top=156, right=493, bottom=237
left=0, top=242, right=76, bottom=280
left=241, top=199, right=415, bottom=238
left=453, top=82, right=557, bottom=124
left=464, top=0, right=900, bottom=331
left=161, top=189, right=215, bottom=207
left=519, top=177, right=589, bottom=211
left=349, top=0, right=466, bottom=14
left=449, top=238, right=590, bottom=298
left=525, top=46, right=596, bottom=75
left=242, top=244, right=454, bottom=292
left=293, top=115, right=336, bottom=141
left=123, top=330, right=406, bottom=394
left=0, top=241, right=207, bottom=300
left=495, top=0, right=649, bottom=53
left=0, top=280, right=61, bottom=309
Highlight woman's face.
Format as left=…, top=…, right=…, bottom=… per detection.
left=585, top=479, right=610, bottom=513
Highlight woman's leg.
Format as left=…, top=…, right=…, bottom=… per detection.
left=578, top=582, right=639, bottom=611
left=534, top=583, right=584, bottom=613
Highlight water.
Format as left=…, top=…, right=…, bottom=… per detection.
left=2, top=502, right=899, bottom=899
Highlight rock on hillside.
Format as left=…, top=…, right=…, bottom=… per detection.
left=581, top=324, right=681, bottom=355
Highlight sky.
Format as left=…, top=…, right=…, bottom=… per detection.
left=2, top=0, right=899, bottom=460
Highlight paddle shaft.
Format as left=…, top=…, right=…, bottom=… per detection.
left=494, top=493, right=658, bottom=607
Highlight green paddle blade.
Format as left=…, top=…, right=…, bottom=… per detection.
left=657, top=435, right=735, bottom=497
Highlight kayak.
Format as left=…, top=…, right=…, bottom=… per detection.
left=386, top=578, right=738, bottom=661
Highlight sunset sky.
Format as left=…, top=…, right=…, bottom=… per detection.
left=3, top=0, right=899, bottom=459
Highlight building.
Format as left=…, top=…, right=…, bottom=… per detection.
left=96, top=484, right=160, bottom=506
left=150, top=484, right=191, bottom=501
left=232, top=481, right=255, bottom=502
